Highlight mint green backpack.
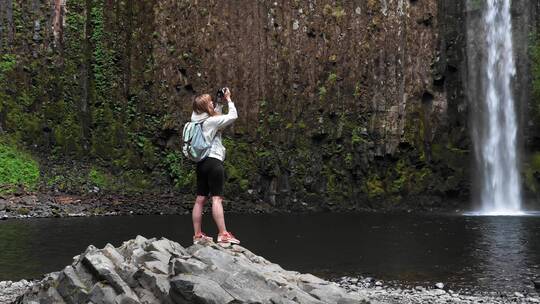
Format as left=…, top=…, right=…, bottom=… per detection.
left=182, top=120, right=211, bottom=162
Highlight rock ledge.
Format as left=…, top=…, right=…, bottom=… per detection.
left=14, top=236, right=366, bottom=304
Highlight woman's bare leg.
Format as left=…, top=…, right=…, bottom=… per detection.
left=211, top=196, right=227, bottom=235
left=192, top=195, right=207, bottom=235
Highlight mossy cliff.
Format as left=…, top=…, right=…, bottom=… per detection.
left=0, top=1, right=537, bottom=211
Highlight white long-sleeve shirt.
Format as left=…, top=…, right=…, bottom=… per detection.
left=190, top=101, right=238, bottom=161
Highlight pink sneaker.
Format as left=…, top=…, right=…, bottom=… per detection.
left=217, top=231, right=240, bottom=246
left=193, top=232, right=213, bottom=245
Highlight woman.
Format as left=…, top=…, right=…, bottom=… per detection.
left=190, top=88, right=240, bottom=246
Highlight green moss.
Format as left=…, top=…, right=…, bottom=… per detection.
left=530, top=34, right=540, bottom=126
left=141, top=138, right=158, bottom=168
left=468, top=0, right=483, bottom=11
left=332, top=6, right=346, bottom=18
left=43, top=161, right=156, bottom=195
left=0, top=54, right=17, bottom=79
left=431, top=143, right=468, bottom=176
left=390, top=160, right=408, bottom=193
left=323, top=4, right=346, bottom=18
left=17, top=207, right=30, bottom=215
left=411, top=166, right=433, bottom=194
left=121, top=170, right=152, bottom=192
left=222, top=138, right=255, bottom=193
left=164, top=150, right=195, bottom=191
left=0, top=141, right=40, bottom=192
left=326, top=172, right=337, bottom=194
left=327, top=73, right=338, bottom=85
left=531, top=153, right=540, bottom=171
left=351, top=126, right=367, bottom=145
left=90, top=3, right=119, bottom=106
left=365, top=175, right=385, bottom=199
left=91, top=107, right=116, bottom=159
left=344, top=153, right=353, bottom=168
left=92, top=207, right=105, bottom=215
left=0, top=0, right=174, bottom=195
left=53, top=116, right=83, bottom=156
left=353, top=83, right=361, bottom=98
left=524, top=152, right=540, bottom=193
left=224, top=161, right=249, bottom=191
left=88, top=167, right=110, bottom=189
left=318, top=86, right=327, bottom=100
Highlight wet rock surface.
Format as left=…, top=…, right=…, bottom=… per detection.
left=0, top=281, right=33, bottom=304
left=6, top=272, right=540, bottom=304
left=335, top=276, right=540, bottom=304
left=11, top=236, right=367, bottom=304
left=0, top=193, right=280, bottom=220
left=0, top=193, right=464, bottom=220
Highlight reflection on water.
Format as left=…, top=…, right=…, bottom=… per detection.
left=475, top=217, right=535, bottom=291
left=0, top=222, right=39, bottom=279
left=0, top=213, right=538, bottom=293
left=464, top=211, right=540, bottom=216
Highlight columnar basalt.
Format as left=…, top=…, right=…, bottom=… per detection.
left=0, top=1, right=538, bottom=210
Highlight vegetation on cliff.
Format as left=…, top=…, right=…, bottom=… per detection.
left=0, top=1, right=474, bottom=209
left=526, top=32, right=540, bottom=196
left=0, top=141, right=39, bottom=193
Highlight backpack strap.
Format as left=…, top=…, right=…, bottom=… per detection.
left=197, top=117, right=210, bottom=125
left=182, top=123, right=194, bottom=145
left=185, top=117, right=209, bottom=141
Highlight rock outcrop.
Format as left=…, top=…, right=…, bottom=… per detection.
left=0, top=280, right=33, bottom=304
left=14, top=236, right=367, bottom=304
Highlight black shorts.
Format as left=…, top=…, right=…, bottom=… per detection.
left=196, top=157, right=225, bottom=197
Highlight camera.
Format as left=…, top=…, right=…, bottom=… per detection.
left=216, top=87, right=228, bottom=99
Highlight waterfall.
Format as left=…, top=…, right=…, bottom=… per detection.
left=472, top=0, right=522, bottom=215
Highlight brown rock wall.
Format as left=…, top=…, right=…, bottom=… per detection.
left=155, top=0, right=444, bottom=153
left=0, top=0, right=489, bottom=209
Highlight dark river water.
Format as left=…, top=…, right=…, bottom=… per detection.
left=0, top=213, right=539, bottom=294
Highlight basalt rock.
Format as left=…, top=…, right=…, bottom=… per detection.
left=14, top=236, right=368, bottom=304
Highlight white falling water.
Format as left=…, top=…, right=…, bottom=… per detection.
left=477, top=0, right=522, bottom=215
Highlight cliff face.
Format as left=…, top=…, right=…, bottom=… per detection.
left=153, top=0, right=468, bottom=209
left=156, top=0, right=443, bottom=153
left=0, top=0, right=535, bottom=210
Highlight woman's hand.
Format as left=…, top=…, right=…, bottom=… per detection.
left=224, top=87, right=232, bottom=102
